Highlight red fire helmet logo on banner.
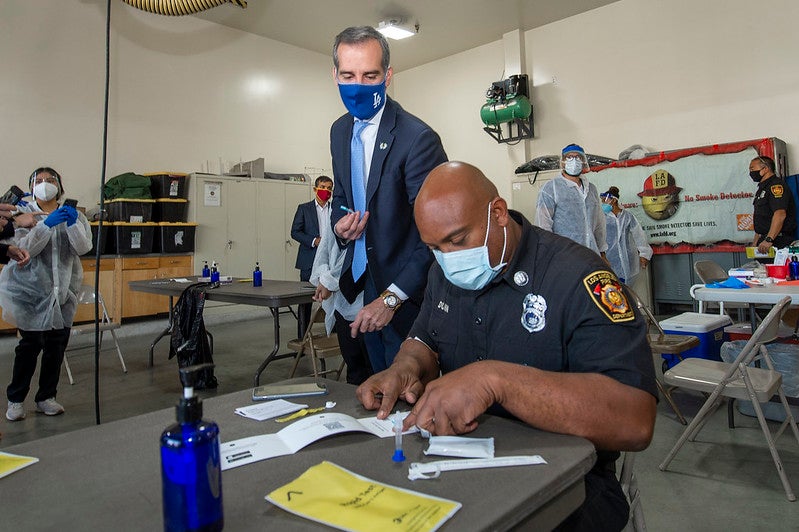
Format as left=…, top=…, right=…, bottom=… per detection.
left=637, top=169, right=682, bottom=220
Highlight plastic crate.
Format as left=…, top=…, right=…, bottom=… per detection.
left=82, top=221, right=110, bottom=256
left=109, top=222, right=156, bottom=254
left=153, top=198, right=188, bottom=222
left=659, top=312, right=732, bottom=369
left=154, top=222, right=196, bottom=253
left=106, top=198, right=155, bottom=223
left=145, top=172, right=189, bottom=199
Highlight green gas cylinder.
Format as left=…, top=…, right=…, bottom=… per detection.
left=480, top=95, right=532, bottom=126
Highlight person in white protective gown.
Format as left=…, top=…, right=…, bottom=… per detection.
left=2, top=167, right=92, bottom=422
left=600, top=186, right=653, bottom=285
left=535, top=143, right=607, bottom=258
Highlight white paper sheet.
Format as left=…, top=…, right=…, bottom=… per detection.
left=234, top=399, right=308, bottom=421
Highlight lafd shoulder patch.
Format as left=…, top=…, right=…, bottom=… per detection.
left=583, top=270, right=635, bottom=322
left=771, top=184, right=784, bottom=198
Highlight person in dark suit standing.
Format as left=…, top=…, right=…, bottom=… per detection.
left=291, top=175, right=334, bottom=337
left=329, top=26, right=448, bottom=372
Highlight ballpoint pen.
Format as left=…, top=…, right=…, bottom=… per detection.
left=340, top=205, right=355, bottom=214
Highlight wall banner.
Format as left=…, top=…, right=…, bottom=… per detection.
left=590, top=148, right=758, bottom=245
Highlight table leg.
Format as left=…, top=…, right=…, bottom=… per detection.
left=148, top=296, right=175, bottom=368
left=253, top=306, right=292, bottom=387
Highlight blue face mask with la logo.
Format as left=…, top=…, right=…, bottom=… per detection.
left=338, top=78, right=387, bottom=120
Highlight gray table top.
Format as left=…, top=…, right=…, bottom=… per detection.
left=129, top=277, right=316, bottom=307
left=693, top=284, right=799, bottom=305
left=2, top=379, right=596, bottom=531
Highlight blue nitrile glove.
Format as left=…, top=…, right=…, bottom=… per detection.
left=706, top=276, right=749, bottom=289
left=44, top=208, right=69, bottom=228
left=63, top=205, right=78, bottom=226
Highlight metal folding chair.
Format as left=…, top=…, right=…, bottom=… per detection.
left=627, top=286, right=698, bottom=425
left=63, top=285, right=127, bottom=385
left=658, top=296, right=799, bottom=501
left=287, top=304, right=344, bottom=381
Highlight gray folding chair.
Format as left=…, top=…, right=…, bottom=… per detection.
left=693, top=260, right=749, bottom=319
left=627, top=286, right=698, bottom=425
left=620, top=452, right=646, bottom=532
left=63, top=285, right=127, bottom=385
left=658, top=296, right=799, bottom=501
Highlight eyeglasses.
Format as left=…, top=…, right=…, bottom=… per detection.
left=563, top=155, right=583, bottom=162
left=33, top=176, right=59, bottom=185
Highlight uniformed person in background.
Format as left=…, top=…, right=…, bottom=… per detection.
left=357, top=161, right=657, bottom=531
left=750, top=155, right=796, bottom=253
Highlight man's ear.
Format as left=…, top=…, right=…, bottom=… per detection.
left=493, top=197, right=510, bottom=227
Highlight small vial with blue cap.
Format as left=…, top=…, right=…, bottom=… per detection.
left=391, top=411, right=406, bottom=463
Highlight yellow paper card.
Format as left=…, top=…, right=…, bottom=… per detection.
left=266, top=461, right=461, bottom=532
left=0, top=451, right=39, bottom=479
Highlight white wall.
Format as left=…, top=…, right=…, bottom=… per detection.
left=395, top=0, right=799, bottom=207
left=0, top=1, right=340, bottom=208
left=392, top=40, right=528, bottom=202
left=527, top=0, right=799, bottom=163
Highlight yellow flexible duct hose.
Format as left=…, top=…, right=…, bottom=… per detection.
left=120, top=0, right=246, bottom=16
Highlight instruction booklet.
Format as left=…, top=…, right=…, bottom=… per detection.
left=221, top=412, right=417, bottom=470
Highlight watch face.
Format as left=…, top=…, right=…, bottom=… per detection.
left=384, top=294, right=398, bottom=308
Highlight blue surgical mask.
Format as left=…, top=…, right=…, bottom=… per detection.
left=564, top=158, right=583, bottom=177
left=432, top=202, right=508, bottom=291
left=601, top=203, right=613, bottom=214
left=337, top=78, right=387, bottom=120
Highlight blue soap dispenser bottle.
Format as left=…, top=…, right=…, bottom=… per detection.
left=201, top=260, right=210, bottom=278
left=253, top=262, right=262, bottom=287
left=210, top=261, right=220, bottom=284
left=160, top=363, right=223, bottom=532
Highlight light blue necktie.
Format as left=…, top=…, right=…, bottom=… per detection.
left=351, top=120, right=368, bottom=282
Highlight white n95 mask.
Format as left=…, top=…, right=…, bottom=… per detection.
left=33, top=182, right=59, bottom=201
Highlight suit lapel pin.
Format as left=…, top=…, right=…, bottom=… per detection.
left=379, top=142, right=388, bottom=150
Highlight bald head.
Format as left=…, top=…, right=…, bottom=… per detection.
left=415, top=161, right=518, bottom=266
left=416, top=161, right=498, bottom=228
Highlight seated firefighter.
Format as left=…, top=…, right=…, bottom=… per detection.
left=356, top=161, right=657, bottom=531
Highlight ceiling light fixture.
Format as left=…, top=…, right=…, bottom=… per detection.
left=377, top=19, right=418, bottom=40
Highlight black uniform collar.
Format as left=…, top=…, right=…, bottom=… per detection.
left=497, top=210, right=540, bottom=295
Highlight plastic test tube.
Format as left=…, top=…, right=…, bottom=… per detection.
left=391, top=411, right=406, bottom=462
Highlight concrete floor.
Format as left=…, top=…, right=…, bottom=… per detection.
left=1, top=305, right=798, bottom=530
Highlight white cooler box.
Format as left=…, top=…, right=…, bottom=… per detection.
left=658, top=312, right=732, bottom=369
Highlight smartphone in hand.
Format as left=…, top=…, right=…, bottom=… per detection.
left=63, top=198, right=78, bottom=209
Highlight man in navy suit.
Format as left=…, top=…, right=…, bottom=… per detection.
left=291, top=175, right=334, bottom=337
left=329, top=26, right=448, bottom=372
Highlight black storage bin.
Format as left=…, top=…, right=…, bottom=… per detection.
left=82, top=221, right=110, bottom=256
left=106, top=198, right=155, bottom=223
left=154, top=223, right=196, bottom=253
left=146, top=173, right=189, bottom=199
left=153, top=198, right=188, bottom=222
left=110, top=222, right=156, bottom=254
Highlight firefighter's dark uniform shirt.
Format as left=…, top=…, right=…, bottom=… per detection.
left=409, top=211, right=657, bottom=531
left=753, top=175, right=797, bottom=246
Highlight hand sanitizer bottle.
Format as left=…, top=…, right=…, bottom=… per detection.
left=201, top=260, right=210, bottom=278
left=160, top=363, right=223, bottom=532
left=253, top=262, right=262, bottom=287
left=210, top=261, right=220, bottom=284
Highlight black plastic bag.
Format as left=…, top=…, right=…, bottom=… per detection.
left=168, top=282, right=218, bottom=389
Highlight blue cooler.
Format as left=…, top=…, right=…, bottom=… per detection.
left=658, top=312, right=732, bottom=369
